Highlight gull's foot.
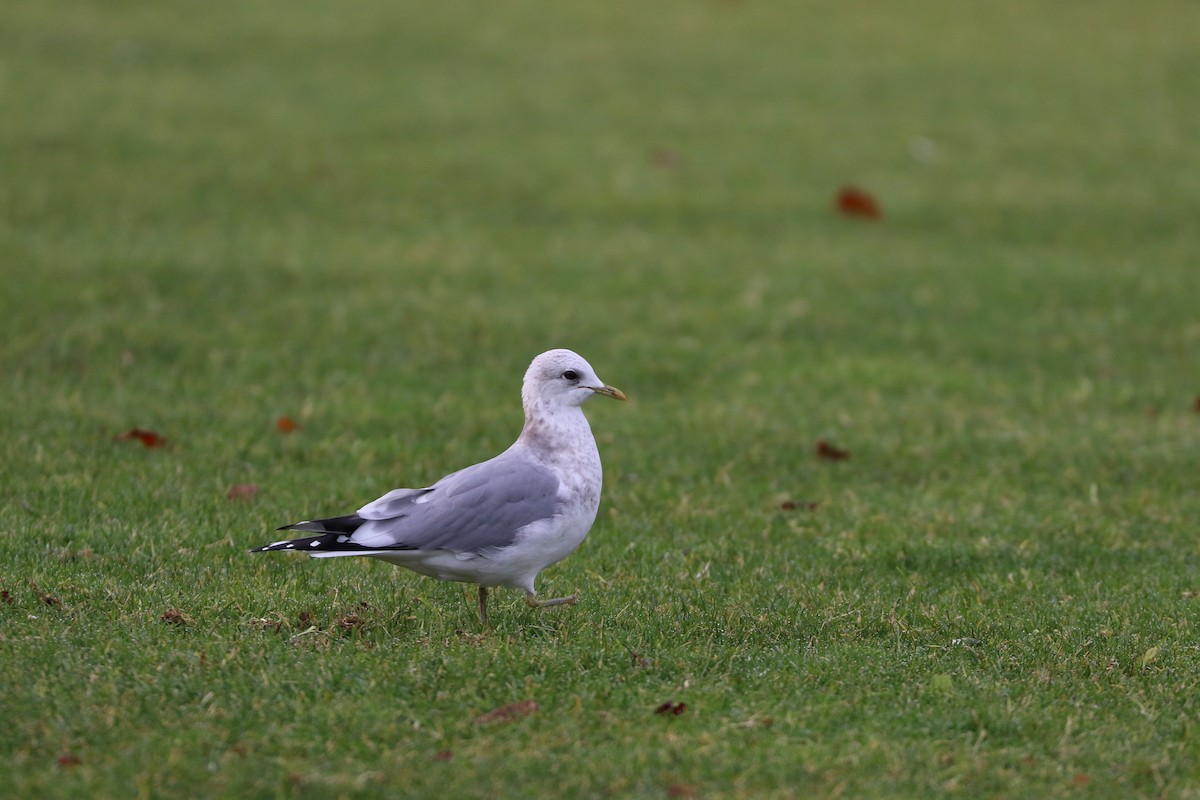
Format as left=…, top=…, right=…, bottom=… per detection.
left=525, top=591, right=578, bottom=610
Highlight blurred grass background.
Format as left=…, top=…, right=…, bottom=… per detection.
left=2, top=1, right=1199, bottom=797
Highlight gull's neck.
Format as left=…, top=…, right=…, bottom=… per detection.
left=514, top=393, right=604, bottom=511
left=516, top=397, right=596, bottom=466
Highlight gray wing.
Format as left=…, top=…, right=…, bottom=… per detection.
left=348, top=451, right=561, bottom=553
left=358, top=487, right=436, bottom=519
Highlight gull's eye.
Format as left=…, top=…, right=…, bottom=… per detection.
left=561, top=369, right=580, bottom=382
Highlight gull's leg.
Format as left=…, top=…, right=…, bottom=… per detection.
left=478, top=586, right=489, bottom=628
left=525, top=590, right=578, bottom=610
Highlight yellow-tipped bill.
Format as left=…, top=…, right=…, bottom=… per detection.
left=590, top=384, right=627, bottom=401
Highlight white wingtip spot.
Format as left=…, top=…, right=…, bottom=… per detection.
left=309, top=540, right=321, bottom=547
left=337, top=535, right=350, bottom=543
left=286, top=543, right=295, bottom=548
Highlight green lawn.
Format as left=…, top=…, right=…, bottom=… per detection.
left=3, top=1, right=1199, bottom=797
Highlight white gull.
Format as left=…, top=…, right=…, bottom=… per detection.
left=250, top=349, right=625, bottom=626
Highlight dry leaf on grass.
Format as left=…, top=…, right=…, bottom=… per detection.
left=31, top=583, right=61, bottom=606
left=649, top=146, right=685, bottom=170
left=835, top=186, right=882, bottom=219
left=816, top=440, right=850, bottom=461
left=116, top=428, right=168, bottom=448
left=160, top=609, right=187, bottom=626
left=475, top=699, right=538, bottom=724
left=226, top=483, right=259, bottom=501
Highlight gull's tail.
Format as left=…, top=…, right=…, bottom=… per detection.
left=250, top=513, right=382, bottom=556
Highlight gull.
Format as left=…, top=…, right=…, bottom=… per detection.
left=250, top=349, right=625, bottom=627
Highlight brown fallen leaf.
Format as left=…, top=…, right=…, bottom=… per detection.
left=433, top=750, right=454, bottom=761
left=476, top=699, right=538, bottom=724
left=780, top=500, right=819, bottom=511
left=668, top=783, right=698, bottom=799
left=836, top=185, right=882, bottom=220
left=1, top=590, right=13, bottom=605
left=298, top=610, right=315, bottom=627
left=1072, top=774, right=1091, bottom=786
left=1192, top=396, right=1200, bottom=413
left=743, top=716, right=774, bottom=728
left=160, top=609, right=187, bottom=626
left=116, top=427, right=168, bottom=448
left=649, top=146, right=685, bottom=170
left=226, top=483, right=259, bottom=501
left=337, top=615, right=362, bottom=629
left=1183, top=590, right=1199, bottom=599
left=251, top=617, right=285, bottom=632
left=57, top=752, right=82, bottom=768
left=654, top=701, right=687, bottom=716
left=276, top=415, right=300, bottom=434
left=33, top=585, right=60, bottom=609
left=630, top=650, right=652, bottom=668
left=816, top=440, right=850, bottom=461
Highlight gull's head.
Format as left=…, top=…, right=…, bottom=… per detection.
left=522, top=349, right=626, bottom=410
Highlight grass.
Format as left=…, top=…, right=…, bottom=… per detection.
left=3, top=0, right=1200, bottom=797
